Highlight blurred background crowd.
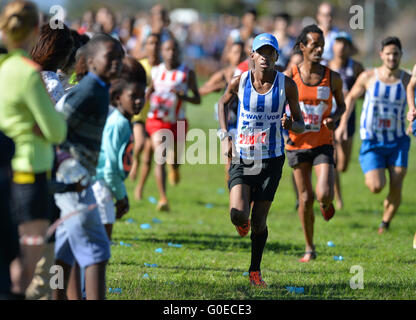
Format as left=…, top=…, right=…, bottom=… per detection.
left=7, top=0, right=415, bottom=78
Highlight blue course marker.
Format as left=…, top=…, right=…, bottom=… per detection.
left=148, top=196, right=157, bottom=204
left=152, top=218, right=162, bottom=224
left=144, top=263, right=158, bottom=268
left=327, top=241, right=335, bottom=247
left=286, top=286, right=304, bottom=294
left=155, top=248, right=163, bottom=253
left=168, top=242, right=183, bottom=248
left=140, top=223, right=152, bottom=229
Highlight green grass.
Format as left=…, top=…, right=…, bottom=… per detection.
left=107, top=92, right=416, bottom=300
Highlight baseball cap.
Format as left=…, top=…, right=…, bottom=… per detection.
left=335, top=31, right=352, bottom=43
left=252, top=33, right=279, bottom=53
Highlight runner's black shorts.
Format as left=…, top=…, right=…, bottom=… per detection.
left=286, top=144, right=334, bottom=168
left=228, top=155, right=285, bottom=202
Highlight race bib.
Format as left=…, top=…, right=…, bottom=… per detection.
left=237, top=126, right=270, bottom=150
left=317, top=86, right=330, bottom=100
left=373, top=109, right=396, bottom=133
left=151, top=92, right=177, bottom=123
left=300, top=101, right=327, bottom=132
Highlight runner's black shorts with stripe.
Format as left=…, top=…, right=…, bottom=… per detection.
left=228, top=155, right=285, bottom=202
left=286, top=144, right=334, bottom=168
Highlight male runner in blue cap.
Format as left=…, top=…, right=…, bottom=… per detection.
left=218, top=33, right=305, bottom=287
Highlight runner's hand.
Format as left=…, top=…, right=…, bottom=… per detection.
left=407, top=109, right=416, bottom=122
left=227, top=137, right=233, bottom=159
left=281, top=113, right=292, bottom=130
left=335, top=125, right=348, bottom=142
left=323, top=116, right=335, bottom=130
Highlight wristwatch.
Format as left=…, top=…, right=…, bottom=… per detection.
left=217, top=129, right=229, bottom=141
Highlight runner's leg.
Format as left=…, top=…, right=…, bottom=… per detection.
left=364, top=168, right=386, bottom=194
left=293, top=163, right=315, bottom=260
left=382, top=166, right=407, bottom=224
left=249, top=201, right=272, bottom=272
left=135, top=137, right=153, bottom=200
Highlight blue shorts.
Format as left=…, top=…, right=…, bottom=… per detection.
left=54, top=186, right=111, bottom=268
left=359, top=136, right=410, bottom=174
left=53, top=158, right=110, bottom=268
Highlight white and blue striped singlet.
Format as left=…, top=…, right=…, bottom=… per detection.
left=235, top=70, right=286, bottom=160
left=360, top=69, right=407, bottom=144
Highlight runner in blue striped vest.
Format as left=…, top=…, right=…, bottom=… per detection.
left=337, top=37, right=411, bottom=234
left=218, top=33, right=304, bottom=287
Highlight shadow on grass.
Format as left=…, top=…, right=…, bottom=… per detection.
left=195, top=200, right=228, bottom=209
left=116, top=231, right=304, bottom=254
left=134, top=279, right=413, bottom=300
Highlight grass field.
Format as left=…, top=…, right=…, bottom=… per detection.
left=107, top=90, right=416, bottom=300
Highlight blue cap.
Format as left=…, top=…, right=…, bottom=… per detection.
left=252, top=33, right=279, bottom=53
left=335, top=31, right=352, bottom=43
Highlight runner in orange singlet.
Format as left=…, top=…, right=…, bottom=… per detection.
left=284, top=25, right=346, bottom=262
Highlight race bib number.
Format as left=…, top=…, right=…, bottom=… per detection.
left=374, top=109, right=396, bottom=133
left=237, top=127, right=269, bottom=150
left=300, top=101, right=327, bottom=132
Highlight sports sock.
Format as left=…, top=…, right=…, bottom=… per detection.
left=249, top=227, right=268, bottom=272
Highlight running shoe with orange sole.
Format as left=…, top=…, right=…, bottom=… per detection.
left=235, top=220, right=250, bottom=237
left=320, top=203, right=335, bottom=221
left=249, top=271, right=267, bottom=288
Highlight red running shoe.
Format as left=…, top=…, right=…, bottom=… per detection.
left=235, top=220, right=250, bottom=237
left=320, top=203, right=335, bottom=221
left=249, top=271, right=267, bottom=288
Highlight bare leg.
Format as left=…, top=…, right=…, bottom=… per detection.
left=84, top=261, right=107, bottom=300
left=135, top=137, right=153, bottom=200
left=229, top=184, right=251, bottom=227
left=52, top=259, right=72, bottom=300
left=364, top=169, right=386, bottom=194
left=334, top=138, right=353, bottom=209
left=129, top=123, right=146, bottom=182
left=293, top=163, right=315, bottom=262
left=66, top=262, right=81, bottom=300
left=314, top=162, right=335, bottom=208
left=381, top=166, right=407, bottom=227
left=10, top=219, right=49, bottom=295
left=151, top=133, right=169, bottom=206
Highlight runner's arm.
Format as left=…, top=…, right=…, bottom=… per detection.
left=336, top=70, right=369, bottom=140
left=199, top=70, right=227, bottom=96
left=218, top=75, right=240, bottom=131
left=145, top=79, right=155, bottom=104
left=176, top=70, right=201, bottom=105
left=284, top=76, right=305, bottom=133
left=329, top=71, right=346, bottom=124
left=406, top=65, right=416, bottom=121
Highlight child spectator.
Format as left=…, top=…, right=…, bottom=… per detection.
left=92, top=56, right=147, bottom=239
left=53, top=33, right=124, bottom=300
